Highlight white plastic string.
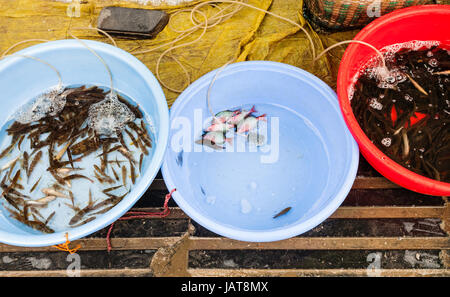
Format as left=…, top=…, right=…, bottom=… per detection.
left=1, top=53, right=63, bottom=89
left=67, top=30, right=115, bottom=95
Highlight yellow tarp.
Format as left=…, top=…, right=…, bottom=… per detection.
left=0, top=0, right=356, bottom=106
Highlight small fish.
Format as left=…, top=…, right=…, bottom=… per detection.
left=30, top=207, right=45, bottom=221
left=273, top=207, right=291, bottom=219
left=69, top=191, right=75, bottom=206
left=402, top=129, right=410, bottom=158
left=114, top=157, right=122, bottom=167
left=56, top=168, right=81, bottom=176
left=26, top=196, right=57, bottom=207
left=63, top=174, right=94, bottom=183
left=433, top=70, right=450, bottom=75
left=91, top=191, right=128, bottom=213
left=236, top=114, right=267, bottom=134
left=41, top=188, right=70, bottom=199
left=128, top=122, right=152, bottom=148
left=70, top=137, right=98, bottom=156
left=94, top=164, right=115, bottom=183
left=22, top=152, right=29, bottom=174
left=14, top=183, right=24, bottom=190
left=406, top=73, right=428, bottom=96
left=71, top=216, right=96, bottom=228
left=195, top=139, right=224, bottom=150
left=23, top=205, right=29, bottom=222
left=93, top=171, right=106, bottom=184
left=121, top=165, right=127, bottom=187
left=1, top=155, right=20, bottom=172
left=124, top=129, right=139, bottom=149
left=228, top=105, right=256, bottom=126
left=136, top=137, right=149, bottom=155
left=24, top=219, right=54, bottom=233
left=51, top=183, right=66, bottom=192
left=118, top=132, right=129, bottom=152
left=4, top=170, right=21, bottom=195
left=3, top=194, right=22, bottom=210
left=130, top=162, right=136, bottom=184
left=89, top=205, right=115, bottom=216
left=102, top=185, right=123, bottom=193
left=212, top=110, right=239, bottom=124
left=27, top=150, right=42, bottom=178
left=118, top=147, right=135, bottom=164
left=101, top=143, right=109, bottom=173
left=205, top=122, right=234, bottom=133
left=45, top=211, right=56, bottom=225
left=55, top=141, right=71, bottom=161
left=94, top=164, right=104, bottom=175
left=6, top=157, right=19, bottom=180
left=17, top=135, right=25, bottom=151
left=111, top=166, right=120, bottom=181
left=201, top=131, right=232, bottom=147
left=139, top=153, right=144, bottom=173
left=67, top=148, right=74, bottom=168
left=50, top=170, right=71, bottom=187
left=96, top=145, right=121, bottom=158
left=69, top=189, right=95, bottom=225
left=0, top=135, right=19, bottom=159
left=30, top=176, right=42, bottom=193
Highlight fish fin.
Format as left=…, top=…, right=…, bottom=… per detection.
left=257, top=114, right=267, bottom=121
left=249, top=105, right=257, bottom=114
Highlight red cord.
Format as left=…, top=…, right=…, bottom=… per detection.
left=106, top=188, right=176, bottom=252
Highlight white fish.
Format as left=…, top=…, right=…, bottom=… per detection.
left=41, top=188, right=70, bottom=199
left=228, top=105, right=256, bottom=126
left=236, top=114, right=266, bottom=134
left=212, top=110, right=239, bottom=124
left=205, top=122, right=234, bottom=133
left=1, top=155, right=20, bottom=171
left=26, top=196, right=57, bottom=207
left=202, top=131, right=232, bottom=146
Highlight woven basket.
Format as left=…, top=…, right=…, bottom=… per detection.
left=303, top=0, right=436, bottom=32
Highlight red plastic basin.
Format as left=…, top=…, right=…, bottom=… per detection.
left=337, top=5, right=450, bottom=196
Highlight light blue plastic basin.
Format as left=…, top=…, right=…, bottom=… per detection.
left=162, top=61, right=359, bottom=242
left=0, top=40, right=169, bottom=247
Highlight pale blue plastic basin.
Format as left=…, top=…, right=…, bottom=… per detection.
left=162, top=61, right=359, bottom=242
left=0, top=40, right=169, bottom=247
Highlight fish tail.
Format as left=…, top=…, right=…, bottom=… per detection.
left=257, top=114, right=267, bottom=121
left=249, top=105, right=257, bottom=114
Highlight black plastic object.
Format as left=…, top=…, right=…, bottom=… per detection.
left=97, top=6, right=169, bottom=39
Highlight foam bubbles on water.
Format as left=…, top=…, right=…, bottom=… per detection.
left=348, top=40, right=441, bottom=101
left=240, top=199, right=252, bottom=214
left=369, top=98, right=383, bottom=110
left=428, top=58, right=438, bottom=67
left=88, top=92, right=135, bottom=136
left=247, top=132, right=266, bottom=146
left=381, top=137, right=392, bottom=147
left=206, top=196, right=216, bottom=205
left=15, top=86, right=67, bottom=124
left=404, top=94, right=413, bottom=102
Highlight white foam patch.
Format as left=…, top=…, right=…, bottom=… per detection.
left=14, top=86, right=67, bottom=124
left=240, top=199, right=252, bottom=214
left=87, top=92, right=135, bottom=136
left=348, top=40, right=441, bottom=101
